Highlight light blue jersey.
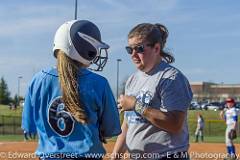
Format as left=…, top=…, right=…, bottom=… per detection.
left=22, top=67, right=121, bottom=158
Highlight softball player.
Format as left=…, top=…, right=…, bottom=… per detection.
left=195, top=113, right=204, bottom=142
left=112, top=23, right=193, bottom=160
left=22, top=20, right=121, bottom=160
left=220, top=98, right=238, bottom=159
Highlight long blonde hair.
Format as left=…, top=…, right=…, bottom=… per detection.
left=56, top=50, right=88, bottom=123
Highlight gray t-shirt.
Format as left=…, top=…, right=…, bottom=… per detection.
left=124, top=61, right=193, bottom=160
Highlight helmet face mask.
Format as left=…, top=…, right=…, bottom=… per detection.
left=90, top=48, right=108, bottom=71
left=53, top=20, right=109, bottom=71
left=76, top=32, right=109, bottom=71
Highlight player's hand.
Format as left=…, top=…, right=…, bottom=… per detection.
left=228, top=129, right=237, bottom=140
left=219, top=110, right=224, bottom=119
left=117, top=95, right=136, bottom=112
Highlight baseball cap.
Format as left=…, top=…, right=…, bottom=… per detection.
left=225, top=98, right=235, bottom=104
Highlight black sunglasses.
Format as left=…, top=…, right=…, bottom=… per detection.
left=125, top=44, right=153, bottom=55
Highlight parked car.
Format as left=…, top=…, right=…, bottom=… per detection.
left=200, top=102, right=209, bottom=110
left=206, top=102, right=223, bottom=111
left=235, top=102, right=240, bottom=108
left=219, top=102, right=226, bottom=110
left=189, top=101, right=201, bottom=110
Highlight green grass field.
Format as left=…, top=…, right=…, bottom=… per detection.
left=0, top=134, right=26, bottom=141
left=188, top=110, right=223, bottom=120
left=188, top=110, right=228, bottom=136
left=0, top=105, right=239, bottom=143
left=190, top=136, right=240, bottom=143
left=0, top=134, right=239, bottom=143
left=0, top=105, right=22, bottom=117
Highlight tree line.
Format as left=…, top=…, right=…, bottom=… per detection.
left=0, top=77, right=22, bottom=105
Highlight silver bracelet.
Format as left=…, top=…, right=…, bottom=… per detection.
left=134, top=99, right=148, bottom=115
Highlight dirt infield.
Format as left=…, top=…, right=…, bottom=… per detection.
left=0, top=141, right=239, bottom=160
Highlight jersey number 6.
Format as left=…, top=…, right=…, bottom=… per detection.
left=48, top=96, right=75, bottom=137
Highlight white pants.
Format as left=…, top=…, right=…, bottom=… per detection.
left=195, top=127, right=203, bottom=137
left=225, top=125, right=235, bottom=146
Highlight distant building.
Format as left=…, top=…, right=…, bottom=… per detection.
left=190, top=82, right=240, bottom=102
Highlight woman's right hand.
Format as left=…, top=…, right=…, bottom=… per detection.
left=117, top=95, right=136, bottom=112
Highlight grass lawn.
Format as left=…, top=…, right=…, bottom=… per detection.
left=0, top=134, right=26, bottom=141
left=188, top=110, right=223, bottom=120
left=189, top=135, right=240, bottom=143
left=0, top=105, right=239, bottom=143
left=188, top=110, right=240, bottom=136
left=0, top=134, right=239, bottom=143
left=0, top=105, right=22, bottom=117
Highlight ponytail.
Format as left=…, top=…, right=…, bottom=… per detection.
left=155, top=24, right=175, bottom=63
left=56, top=50, right=88, bottom=124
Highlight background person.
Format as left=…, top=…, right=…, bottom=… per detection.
left=22, top=20, right=121, bottom=160
left=29, top=132, right=37, bottom=140
left=23, top=130, right=36, bottom=141
left=194, top=113, right=204, bottom=142
left=23, top=130, right=30, bottom=141
left=112, top=23, right=193, bottom=160
left=220, top=98, right=238, bottom=159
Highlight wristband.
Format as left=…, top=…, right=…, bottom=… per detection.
left=134, top=99, right=148, bottom=115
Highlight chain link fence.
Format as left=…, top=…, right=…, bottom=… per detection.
left=188, top=119, right=240, bottom=136
left=0, top=115, right=22, bottom=135
left=0, top=115, right=240, bottom=136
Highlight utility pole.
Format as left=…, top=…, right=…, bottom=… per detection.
left=116, top=59, right=122, bottom=99
left=74, top=0, right=78, bottom=20
left=17, top=76, right=23, bottom=106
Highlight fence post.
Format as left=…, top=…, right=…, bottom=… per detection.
left=2, top=115, right=5, bottom=135
left=13, top=116, right=16, bottom=134
left=0, top=115, right=2, bottom=134
left=208, top=121, right=211, bottom=136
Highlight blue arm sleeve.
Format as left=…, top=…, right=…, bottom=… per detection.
left=233, top=115, right=238, bottom=122
left=21, top=84, right=37, bottom=133
left=99, top=81, right=121, bottom=138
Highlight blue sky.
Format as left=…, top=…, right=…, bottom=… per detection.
left=0, top=0, right=239, bottom=97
